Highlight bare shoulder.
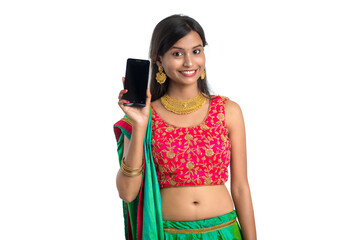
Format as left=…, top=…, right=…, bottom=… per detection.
left=225, top=98, right=243, bottom=115
left=225, top=99, right=243, bottom=124
left=224, top=98, right=245, bottom=131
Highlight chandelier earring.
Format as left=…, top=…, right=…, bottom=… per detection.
left=156, top=66, right=167, bottom=84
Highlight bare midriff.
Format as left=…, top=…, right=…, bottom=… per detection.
left=160, top=185, right=234, bottom=221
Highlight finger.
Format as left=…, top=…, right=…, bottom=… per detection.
left=118, top=99, right=130, bottom=107
left=118, top=101, right=126, bottom=112
left=145, top=88, right=152, bottom=106
left=118, top=89, right=128, bottom=99
left=122, top=77, right=125, bottom=87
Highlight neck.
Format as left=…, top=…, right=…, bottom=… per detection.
left=167, top=82, right=200, bottom=100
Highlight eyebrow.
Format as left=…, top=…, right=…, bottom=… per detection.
left=171, top=44, right=203, bottom=50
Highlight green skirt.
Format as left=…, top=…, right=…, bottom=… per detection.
left=163, top=210, right=243, bottom=240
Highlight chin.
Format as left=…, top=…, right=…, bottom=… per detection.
left=180, top=77, right=200, bottom=85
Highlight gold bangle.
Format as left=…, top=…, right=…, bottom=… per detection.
left=120, top=163, right=143, bottom=174
left=121, top=157, right=143, bottom=171
left=120, top=166, right=143, bottom=177
left=120, top=157, right=143, bottom=177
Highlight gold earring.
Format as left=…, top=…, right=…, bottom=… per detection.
left=201, top=71, right=206, bottom=80
left=156, top=66, right=167, bottom=84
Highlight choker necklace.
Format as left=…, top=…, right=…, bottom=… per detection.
left=160, top=92, right=206, bottom=115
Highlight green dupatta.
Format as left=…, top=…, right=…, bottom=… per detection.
left=114, top=109, right=164, bottom=240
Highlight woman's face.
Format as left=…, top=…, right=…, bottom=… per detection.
left=157, top=31, right=205, bottom=87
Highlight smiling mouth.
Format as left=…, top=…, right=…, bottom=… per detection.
left=179, top=69, right=198, bottom=77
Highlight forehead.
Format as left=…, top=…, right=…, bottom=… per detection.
left=171, top=31, right=203, bottom=49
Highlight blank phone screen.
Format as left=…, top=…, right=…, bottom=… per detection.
left=123, top=58, right=150, bottom=106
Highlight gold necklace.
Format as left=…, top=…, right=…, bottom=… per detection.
left=160, top=92, right=206, bottom=115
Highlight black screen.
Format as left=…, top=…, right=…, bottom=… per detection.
left=122, top=58, right=150, bottom=106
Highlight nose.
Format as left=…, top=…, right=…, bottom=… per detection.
left=183, top=53, right=193, bottom=67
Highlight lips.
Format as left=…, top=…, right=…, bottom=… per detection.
left=179, top=69, right=198, bottom=77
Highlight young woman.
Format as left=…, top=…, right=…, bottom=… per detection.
left=115, top=15, right=256, bottom=240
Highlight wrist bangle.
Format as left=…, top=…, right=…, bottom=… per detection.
left=120, top=166, right=143, bottom=176
left=120, top=157, right=144, bottom=177
left=121, top=157, right=144, bottom=171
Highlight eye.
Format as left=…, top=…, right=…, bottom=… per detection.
left=193, top=49, right=201, bottom=54
left=172, top=52, right=183, bottom=57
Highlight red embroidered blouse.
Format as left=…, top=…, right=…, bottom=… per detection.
left=151, top=96, right=231, bottom=188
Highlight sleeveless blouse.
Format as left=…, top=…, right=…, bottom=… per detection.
left=151, top=96, right=231, bottom=188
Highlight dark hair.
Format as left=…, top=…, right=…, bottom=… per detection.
left=149, top=14, right=211, bottom=101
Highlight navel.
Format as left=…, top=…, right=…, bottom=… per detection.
left=193, top=201, right=199, bottom=205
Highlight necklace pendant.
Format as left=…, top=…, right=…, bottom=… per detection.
left=160, top=92, right=206, bottom=115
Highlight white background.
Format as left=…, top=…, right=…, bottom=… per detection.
left=1, top=0, right=359, bottom=239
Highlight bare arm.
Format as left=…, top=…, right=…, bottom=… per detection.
left=226, top=100, right=257, bottom=240
left=116, top=79, right=151, bottom=203
left=116, top=124, right=146, bottom=203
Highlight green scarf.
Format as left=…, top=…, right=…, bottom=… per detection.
left=114, top=109, right=164, bottom=240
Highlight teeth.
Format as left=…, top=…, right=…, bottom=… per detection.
left=182, top=70, right=196, bottom=74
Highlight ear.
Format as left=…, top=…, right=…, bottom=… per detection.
left=156, top=56, right=163, bottom=67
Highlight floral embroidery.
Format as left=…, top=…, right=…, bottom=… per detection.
left=151, top=96, right=231, bottom=188
left=166, top=126, right=174, bottom=132
left=205, top=148, right=214, bottom=157
left=186, top=161, right=195, bottom=170
left=217, top=113, right=225, bottom=121
left=185, top=134, right=193, bottom=140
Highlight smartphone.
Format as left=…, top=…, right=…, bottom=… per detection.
left=122, top=58, right=150, bottom=107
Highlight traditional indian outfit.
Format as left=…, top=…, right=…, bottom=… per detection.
left=114, top=96, right=243, bottom=240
